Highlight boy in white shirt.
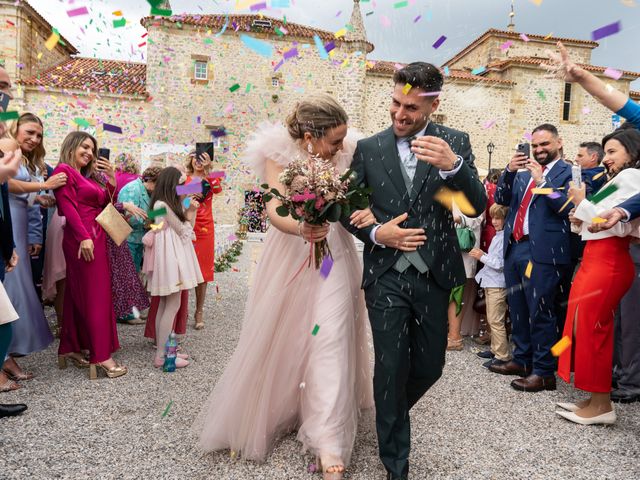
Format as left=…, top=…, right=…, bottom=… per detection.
left=470, top=204, right=510, bottom=368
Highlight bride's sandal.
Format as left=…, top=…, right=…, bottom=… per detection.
left=447, top=337, right=463, bottom=351
left=323, top=464, right=345, bottom=480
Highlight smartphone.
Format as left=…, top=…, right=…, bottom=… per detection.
left=98, top=147, right=110, bottom=161
left=516, top=142, right=530, bottom=159
left=571, top=164, right=582, bottom=187
left=0, top=92, right=9, bottom=112
left=195, top=142, right=214, bottom=163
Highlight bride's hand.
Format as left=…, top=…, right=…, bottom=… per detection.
left=300, top=222, right=329, bottom=243
left=545, top=41, right=585, bottom=82
left=349, top=208, right=377, bottom=229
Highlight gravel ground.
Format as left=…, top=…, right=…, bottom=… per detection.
left=1, top=241, right=639, bottom=480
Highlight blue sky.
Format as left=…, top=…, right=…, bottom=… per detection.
left=29, top=0, right=640, bottom=87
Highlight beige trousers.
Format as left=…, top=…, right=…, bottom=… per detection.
left=484, top=287, right=510, bottom=361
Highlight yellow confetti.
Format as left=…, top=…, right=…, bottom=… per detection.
left=150, top=221, right=164, bottom=230
left=558, top=195, right=574, bottom=213
left=112, top=10, right=123, bottom=16
left=531, top=187, right=553, bottom=195
left=592, top=171, right=605, bottom=180
left=37, top=52, right=43, bottom=60
left=551, top=336, right=571, bottom=357
left=44, top=32, right=60, bottom=51
left=433, top=187, right=477, bottom=216
left=524, top=260, right=533, bottom=278
left=334, top=28, right=347, bottom=38
left=592, top=217, right=607, bottom=224
left=543, top=32, right=553, bottom=39
left=402, top=83, right=412, bottom=95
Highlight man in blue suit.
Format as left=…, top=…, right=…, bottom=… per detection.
left=492, top=124, right=573, bottom=392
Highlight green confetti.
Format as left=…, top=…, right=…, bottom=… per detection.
left=229, top=83, right=240, bottom=92
left=311, top=324, right=320, bottom=336
left=537, top=89, right=546, bottom=100
left=275, top=27, right=284, bottom=36
left=161, top=400, right=173, bottom=418
left=113, top=18, right=126, bottom=28
left=245, top=83, right=252, bottom=93
left=73, top=117, right=90, bottom=127
left=394, top=1, right=409, bottom=7
left=0, top=111, right=19, bottom=121
left=148, top=207, right=167, bottom=219
left=151, top=7, right=172, bottom=16
left=588, top=183, right=619, bottom=204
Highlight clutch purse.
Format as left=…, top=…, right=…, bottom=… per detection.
left=96, top=202, right=132, bottom=246
left=456, top=226, right=476, bottom=252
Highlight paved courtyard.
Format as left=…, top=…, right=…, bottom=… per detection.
left=1, top=241, right=639, bottom=479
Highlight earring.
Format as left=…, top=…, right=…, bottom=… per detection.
left=307, top=142, right=314, bottom=155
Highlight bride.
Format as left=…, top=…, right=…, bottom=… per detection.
left=194, top=94, right=374, bottom=479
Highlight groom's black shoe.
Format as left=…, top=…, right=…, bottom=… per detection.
left=0, top=403, right=27, bottom=418
left=387, top=473, right=408, bottom=480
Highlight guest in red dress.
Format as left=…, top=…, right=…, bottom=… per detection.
left=557, top=127, right=640, bottom=425
left=184, top=150, right=222, bottom=329
left=480, top=169, right=501, bottom=251
left=52, top=132, right=127, bottom=380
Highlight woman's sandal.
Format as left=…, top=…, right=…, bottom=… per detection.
left=447, top=337, right=464, bottom=351
left=194, top=310, right=204, bottom=330
left=2, top=368, right=34, bottom=381
left=314, top=457, right=345, bottom=480
left=0, top=379, right=22, bottom=392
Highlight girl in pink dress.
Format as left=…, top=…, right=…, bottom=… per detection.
left=194, top=95, right=374, bottom=480
left=143, top=167, right=203, bottom=368
left=53, top=132, right=126, bottom=379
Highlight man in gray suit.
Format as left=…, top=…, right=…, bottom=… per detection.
left=342, top=62, right=486, bottom=479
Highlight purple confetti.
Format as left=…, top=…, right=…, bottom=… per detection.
left=591, top=21, right=621, bottom=41
left=102, top=123, right=122, bottom=134
left=176, top=182, right=203, bottom=195
left=320, top=255, right=334, bottom=279
left=208, top=171, right=226, bottom=179
left=324, top=41, right=336, bottom=52
left=250, top=2, right=267, bottom=11
left=211, top=128, right=227, bottom=138
left=283, top=47, right=298, bottom=60
left=273, top=59, right=284, bottom=71
left=548, top=191, right=562, bottom=199
left=432, top=35, right=447, bottom=49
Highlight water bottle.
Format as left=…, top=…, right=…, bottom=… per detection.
left=163, top=332, right=178, bottom=372
left=571, top=164, right=582, bottom=188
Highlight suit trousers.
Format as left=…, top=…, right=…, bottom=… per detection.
left=484, top=287, right=510, bottom=361
left=364, top=266, right=449, bottom=478
left=504, top=241, right=569, bottom=376
left=613, top=244, right=640, bottom=394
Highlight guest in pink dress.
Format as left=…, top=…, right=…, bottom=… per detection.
left=114, top=153, right=140, bottom=197
left=52, top=132, right=127, bottom=380
left=143, top=167, right=203, bottom=368
left=194, top=95, right=374, bottom=480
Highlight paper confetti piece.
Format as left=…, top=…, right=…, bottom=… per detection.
left=73, top=118, right=90, bottom=127
left=334, top=28, right=347, bottom=38
left=151, top=6, right=172, bottom=16
left=537, top=89, right=546, bottom=100
left=44, top=32, right=60, bottom=50
left=592, top=171, right=605, bottom=181
left=591, top=21, right=621, bottom=41
left=483, top=119, right=497, bottom=129
left=532, top=188, right=553, bottom=195
left=229, top=83, right=240, bottom=92
left=102, top=123, right=123, bottom=134
left=520, top=33, right=530, bottom=42
left=320, top=255, right=334, bottom=279
left=433, top=35, right=447, bottom=49
left=250, top=1, right=267, bottom=11
left=402, top=83, right=412, bottom=95
left=283, top=48, right=298, bottom=60
left=591, top=217, right=607, bottom=224
left=113, top=18, right=126, bottom=28
left=112, top=10, right=123, bottom=16
left=524, top=260, right=533, bottom=278
left=176, top=182, right=203, bottom=195
left=311, top=324, right=320, bottom=336
left=240, top=34, right=273, bottom=58
left=0, top=111, right=19, bottom=121
left=558, top=196, right=574, bottom=213
left=183, top=197, right=191, bottom=209
left=149, top=221, right=164, bottom=231
left=66, top=6, right=89, bottom=17
left=313, top=35, right=329, bottom=60
left=471, top=66, right=486, bottom=75
left=394, top=0, right=409, bottom=7
left=548, top=191, right=561, bottom=199
left=604, top=67, right=623, bottom=80
left=443, top=66, right=450, bottom=76
left=433, top=187, right=476, bottom=216
left=500, top=40, right=513, bottom=51
left=380, top=15, right=391, bottom=28
left=208, top=171, right=226, bottom=179
left=551, top=336, right=571, bottom=357
left=589, top=183, right=618, bottom=203
left=148, top=207, right=167, bottom=219
left=271, top=0, right=291, bottom=6
left=161, top=400, right=173, bottom=417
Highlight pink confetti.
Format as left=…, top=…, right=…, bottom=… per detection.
left=500, top=40, right=513, bottom=51
left=604, top=67, right=622, bottom=80
left=520, top=33, right=530, bottom=42
left=224, top=103, right=234, bottom=114
left=208, top=171, right=226, bottom=179
left=380, top=15, right=391, bottom=28
left=66, top=6, right=89, bottom=17
left=483, top=119, right=497, bottom=129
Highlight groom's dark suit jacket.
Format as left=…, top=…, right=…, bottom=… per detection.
left=0, top=182, right=14, bottom=282
left=343, top=123, right=486, bottom=290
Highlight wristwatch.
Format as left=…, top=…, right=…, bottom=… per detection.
left=447, top=155, right=463, bottom=171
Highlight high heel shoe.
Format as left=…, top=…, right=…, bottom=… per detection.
left=58, top=354, right=90, bottom=370
left=89, top=362, right=128, bottom=380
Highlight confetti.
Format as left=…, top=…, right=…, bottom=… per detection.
left=589, top=183, right=618, bottom=203
left=520, top=33, right=530, bottom=42
left=149, top=221, right=164, bottom=230
left=483, top=119, right=497, bottom=129
left=0, top=111, right=19, bottom=121
left=102, top=123, right=123, bottom=134
left=148, top=207, right=167, bottom=219
left=548, top=191, right=562, bottom=199
left=537, top=89, right=546, bottom=100
left=558, top=196, right=574, bottom=213
left=240, top=34, right=273, bottom=58
left=471, top=66, right=486, bottom=75
left=604, top=67, right=623, bottom=80
left=551, top=336, right=571, bottom=357
left=433, top=187, right=476, bottom=216
left=161, top=400, right=173, bottom=417
left=394, top=0, right=409, bottom=7
left=313, top=35, right=329, bottom=60
left=532, top=188, right=553, bottom=195
left=500, top=40, right=513, bottom=51
left=176, top=182, right=203, bottom=195
left=44, top=32, right=60, bottom=50
left=229, top=83, right=240, bottom=92
left=402, top=83, right=412, bottom=95
left=113, top=18, right=126, bottom=28
left=208, top=171, right=226, bottom=179
left=592, top=171, right=605, bottom=181
left=591, top=217, right=607, bottom=224
left=249, top=1, right=267, bottom=11
left=591, top=21, right=621, bottom=41
left=311, top=324, right=320, bottom=336
left=432, top=35, right=447, bottom=49
left=66, top=7, right=89, bottom=17
left=524, top=260, right=533, bottom=278
left=320, top=255, right=334, bottom=279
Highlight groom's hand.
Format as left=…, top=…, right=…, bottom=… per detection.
left=375, top=213, right=427, bottom=251
left=411, top=136, right=457, bottom=171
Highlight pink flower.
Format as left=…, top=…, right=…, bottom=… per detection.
left=314, top=197, right=326, bottom=210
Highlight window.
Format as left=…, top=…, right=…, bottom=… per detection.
left=562, top=83, right=572, bottom=121
left=194, top=61, right=208, bottom=80
left=271, top=77, right=280, bottom=87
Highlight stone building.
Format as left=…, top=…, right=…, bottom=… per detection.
left=1, top=0, right=638, bottom=224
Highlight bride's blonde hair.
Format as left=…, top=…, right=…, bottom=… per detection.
left=286, top=94, right=348, bottom=140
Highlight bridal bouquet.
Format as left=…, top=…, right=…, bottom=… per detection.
left=262, top=155, right=370, bottom=269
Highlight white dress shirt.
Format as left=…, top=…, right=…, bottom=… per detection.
left=522, top=158, right=560, bottom=235
left=475, top=230, right=506, bottom=288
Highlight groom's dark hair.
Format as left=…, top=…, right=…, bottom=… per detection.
left=393, top=62, right=443, bottom=94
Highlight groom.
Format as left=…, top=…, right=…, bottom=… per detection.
left=342, top=62, right=486, bottom=479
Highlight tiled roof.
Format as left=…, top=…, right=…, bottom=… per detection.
left=443, top=28, right=598, bottom=68
left=366, top=60, right=514, bottom=86
left=141, top=13, right=373, bottom=49
left=19, top=58, right=147, bottom=96
left=630, top=90, right=640, bottom=100
left=24, top=1, right=78, bottom=55
left=487, top=56, right=640, bottom=79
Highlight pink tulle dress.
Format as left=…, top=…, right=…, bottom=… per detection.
left=194, top=123, right=373, bottom=467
